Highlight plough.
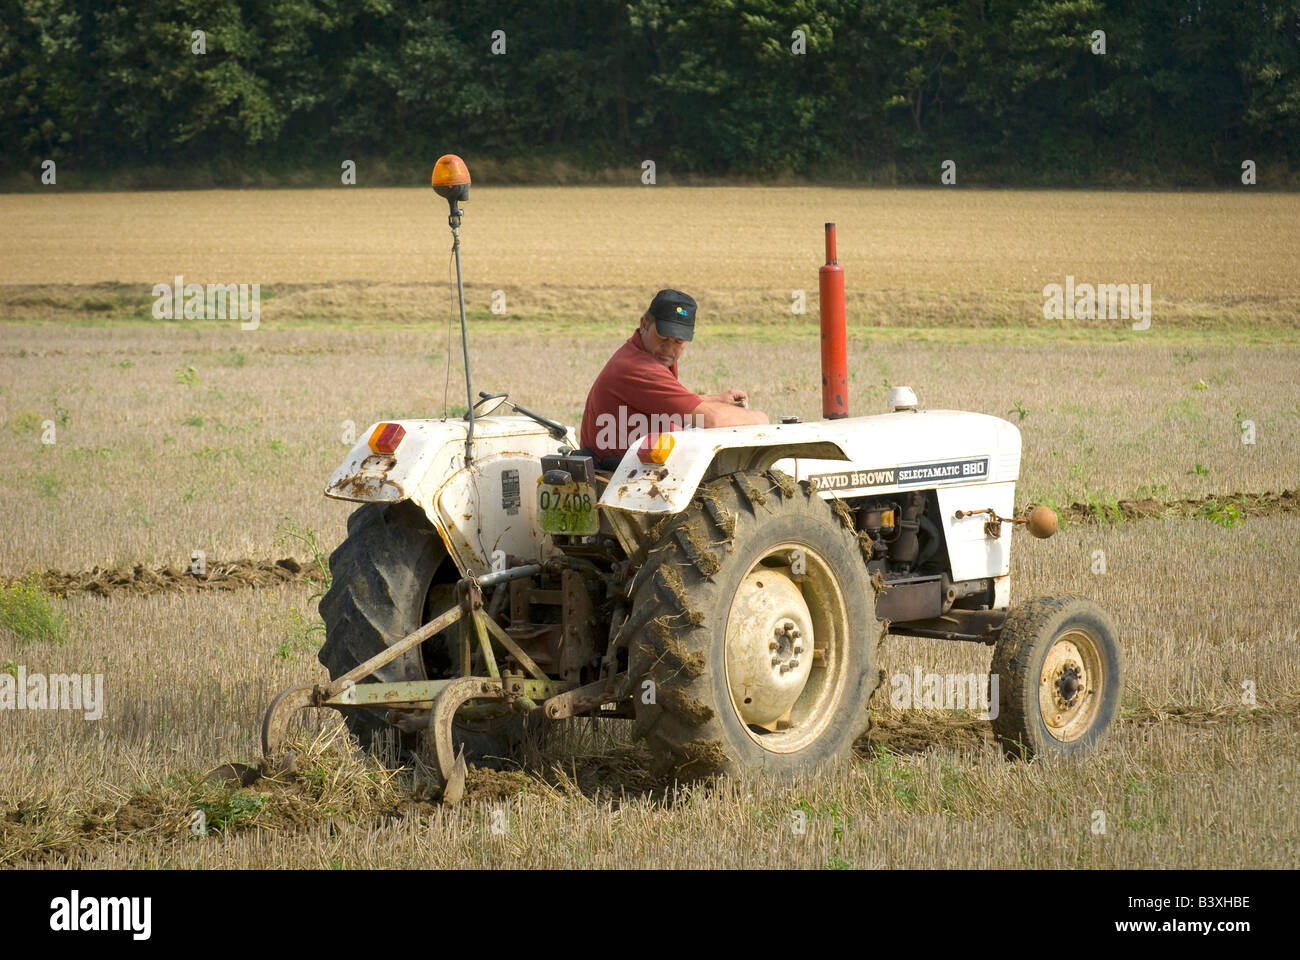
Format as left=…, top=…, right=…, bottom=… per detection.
left=262, top=562, right=629, bottom=804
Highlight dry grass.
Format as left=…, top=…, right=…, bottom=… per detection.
left=0, top=323, right=1295, bottom=571
left=1, top=515, right=1297, bottom=868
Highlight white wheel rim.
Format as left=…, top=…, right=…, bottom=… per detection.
left=723, top=543, right=852, bottom=754
left=1039, top=629, right=1105, bottom=742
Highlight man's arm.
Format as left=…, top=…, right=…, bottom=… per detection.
left=692, top=398, right=769, bottom=427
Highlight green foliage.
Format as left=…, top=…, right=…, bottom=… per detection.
left=1134, top=482, right=1170, bottom=501
left=1122, top=776, right=1168, bottom=831
left=1088, top=491, right=1123, bottom=525
left=276, top=517, right=332, bottom=597
left=1036, top=497, right=1067, bottom=531
left=275, top=518, right=332, bottom=660
left=4, top=410, right=41, bottom=434
left=175, top=365, right=199, bottom=387
left=276, top=603, right=325, bottom=660
left=0, top=578, right=67, bottom=646
left=869, top=747, right=921, bottom=812
left=2, top=0, right=1297, bottom=183
left=1199, top=499, right=1244, bottom=528
left=195, top=792, right=269, bottom=834
left=35, top=472, right=64, bottom=498
left=1233, top=408, right=1251, bottom=436
left=49, top=398, right=70, bottom=427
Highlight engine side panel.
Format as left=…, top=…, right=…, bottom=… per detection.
left=933, top=481, right=1015, bottom=581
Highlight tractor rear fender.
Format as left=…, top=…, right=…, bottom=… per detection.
left=325, top=415, right=578, bottom=577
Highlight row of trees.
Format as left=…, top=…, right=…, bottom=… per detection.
left=3, top=0, right=1297, bottom=184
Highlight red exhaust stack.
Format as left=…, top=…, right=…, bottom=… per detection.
left=819, top=222, right=848, bottom=419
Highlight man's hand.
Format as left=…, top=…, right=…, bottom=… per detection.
left=706, top=389, right=749, bottom=408
left=692, top=397, right=769, bottom=428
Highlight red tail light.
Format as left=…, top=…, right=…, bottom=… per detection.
left=368, top=422, right=406, bottom=454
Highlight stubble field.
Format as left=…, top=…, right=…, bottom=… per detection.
left=1, top=187, right=1297, bottom=868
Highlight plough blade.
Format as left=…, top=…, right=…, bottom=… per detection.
left=261, top=683, right=317, bottom=756
left=425, top=676, right=506, bottom=803
left=442, top=744, right=468, bottom=805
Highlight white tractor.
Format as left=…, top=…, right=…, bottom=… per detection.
left=263, top=156, right=1122, bottom=801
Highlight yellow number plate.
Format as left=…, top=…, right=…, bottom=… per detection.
left=537, top=479, right=599, bottom=536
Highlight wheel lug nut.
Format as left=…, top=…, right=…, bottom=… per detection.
left=789, top=658, right=800, bottom=668
left=771, top=657, right=781, bottom=666
left=769, top=640, right=779, bottom=651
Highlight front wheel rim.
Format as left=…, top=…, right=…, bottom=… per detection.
left=1039, top=628, right=1105, bottom=742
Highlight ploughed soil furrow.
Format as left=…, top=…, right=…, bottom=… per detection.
left=5, top=703, right=1297, bottom=863
left=1047, top=488, right=1299, bottom=524
left=4, top=557, right=325, bottom=598
left=5, top=490, right=1295, bottom=599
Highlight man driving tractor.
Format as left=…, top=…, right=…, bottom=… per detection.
left=580, top=289, right=769, bottom=465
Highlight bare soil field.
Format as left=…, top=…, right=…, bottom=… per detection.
left=2, top=187, right=1299, bottom=327
left=1, top=187, right=1297, bottom=868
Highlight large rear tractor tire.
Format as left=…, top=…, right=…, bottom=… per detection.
left=629, top=470, right=885, bottom=781
left=989, top=595, right=1122, bottom=759
left=318, top=500, right=523, bottom=765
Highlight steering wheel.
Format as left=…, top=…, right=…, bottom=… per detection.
left=468, top=391, right=509, bottom=418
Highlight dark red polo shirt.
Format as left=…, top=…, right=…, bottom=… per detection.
left=581, top=329, right=704, bottom=461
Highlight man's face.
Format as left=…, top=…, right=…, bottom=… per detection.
left=639, top=315, right=687, bottom=368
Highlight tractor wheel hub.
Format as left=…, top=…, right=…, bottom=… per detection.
left=725, top=570, right=813, bottom=728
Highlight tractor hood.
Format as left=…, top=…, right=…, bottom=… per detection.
left=600, top=409, right=1021, bottom=515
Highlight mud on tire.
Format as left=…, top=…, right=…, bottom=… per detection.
left=629, top=469, right=885, bottom=781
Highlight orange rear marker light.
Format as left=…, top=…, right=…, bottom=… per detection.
left=637, top=432, right=675, bottom=464
left=368, top=422, right=406, bottom=454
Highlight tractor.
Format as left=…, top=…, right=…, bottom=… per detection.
left=262, top=155, right=1123, bottom=802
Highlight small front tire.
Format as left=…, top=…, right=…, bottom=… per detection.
left=990, top=595, right=1122, bottom=759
